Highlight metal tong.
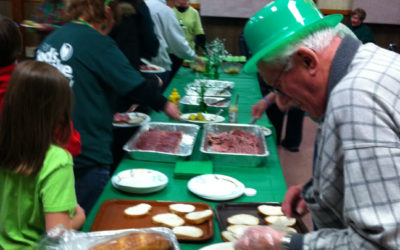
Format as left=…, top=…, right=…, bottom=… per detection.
left=208, top=97, right=230, bottom=106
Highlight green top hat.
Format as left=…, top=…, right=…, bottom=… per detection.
left=243, top=0, right=343, bottom=73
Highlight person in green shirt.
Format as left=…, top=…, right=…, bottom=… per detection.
left=0, top=61, right=85, bottom=249
left=349, top=8, right=374, bottom=44
left=173, top=0, right=205, bottom=52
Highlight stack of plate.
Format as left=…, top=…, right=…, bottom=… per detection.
left=112, top=169, right=168, bottom=194
left=187, top=174, right=245, bottom=201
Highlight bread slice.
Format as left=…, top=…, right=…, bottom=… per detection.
left=226, top=224, right=251, bottom=239
left=169, top=203, right=196, bottom=215
left=226, top=214, right=259, bottom=226
left=221, top=230, right=237, bottom=242
left=124, top=203, right=152, bottom=217
left=269, top=224, right=298, bottom=233
left=257, top=205, right=284, bottom=216
left=172, top=226, right=204, bottom=238
left=264, top=215, right=296, bottom=227
left=185, top=209, right=214, bottom=224
left=152, top=213, right=185, bottom=228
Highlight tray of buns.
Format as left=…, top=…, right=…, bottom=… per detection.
left=91, top=199, right=214, bottom=242
left=215, top=202, right=308, bottom=242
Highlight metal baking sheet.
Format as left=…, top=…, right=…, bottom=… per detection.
left=180, top=96, right=230, bottom=114
left=215, top=202, right=308, bottom=235
left=200, top=123, right=269, bottom=167
left=91, top=199, right=214, bottom=242
left=123, top=122, right=200, bottom=162
left=59, top=227, right=180, bottom=250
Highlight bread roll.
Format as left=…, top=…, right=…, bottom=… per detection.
left=89, top=232, right=170, bottom=250
left=169, top=203, right=196, bottom=215
left=269, top=224, right=298, bottom=233
left=124, top=203, right=152, bottom=217
left=257, top=205, right=284, bottom=216
left=221, top=230, right=237, bottom=242
left=226, top=224, right=251, bottom=238
left=226, top=214, right=259, bottom=226
left=185, top=209, right=214, bottom=224
left=152, top=213, right=185, bottom=228
left=264, top=215, right=296, bottom=227
left=172, top=226, right=204, bottom=238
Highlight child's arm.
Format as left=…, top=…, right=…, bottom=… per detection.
left=45, top=204, right=86, bottom=231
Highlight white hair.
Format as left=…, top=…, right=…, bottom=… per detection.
left=262, top=28, right=340, bottom=71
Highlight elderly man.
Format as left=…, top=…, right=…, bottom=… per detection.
left=236, top=0, right=400, bottom=249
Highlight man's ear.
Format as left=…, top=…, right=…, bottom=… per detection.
left=295, top=47, right=318, bottom=75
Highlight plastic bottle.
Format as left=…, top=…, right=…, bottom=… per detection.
left=169, top=88, right=180, bottom=107
left=228, top=94, right=239, bottom=123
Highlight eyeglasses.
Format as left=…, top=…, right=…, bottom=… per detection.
left=268, top=60, right=289, bottom=96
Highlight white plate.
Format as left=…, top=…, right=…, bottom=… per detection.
left=187, top=174, right=245, bottom=201
left=199, top=242, right=235, bottom=250
left=180, top=113, right=225, bottom=124
left=260, top=126, right=272, bottom=136
left=112, top=169, right=168, bottom=194
left=112, top=112, right=151, bottom=127
left=139, top=65, right=166, bottom=73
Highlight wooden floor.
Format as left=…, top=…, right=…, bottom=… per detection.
left=277, top=116, right=318, bottom=231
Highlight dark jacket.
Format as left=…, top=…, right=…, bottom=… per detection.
left=110, top=0, right=159, bottom=70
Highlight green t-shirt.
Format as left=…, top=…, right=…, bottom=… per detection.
left=173, top=6, right=204, bottom=50
left=36, top=23, right=144, bottom=166
left=0, top=145, right=76, bottom=249
left=349, top=23, right=374, bottom=44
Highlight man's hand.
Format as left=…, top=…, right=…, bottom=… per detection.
left=234, top=226, right=286, bottom=250
left=282, top=185, right=308, bottom=217
left=163, top=101, right=181, bottom=120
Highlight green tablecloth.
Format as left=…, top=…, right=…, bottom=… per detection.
left=82, top=68, right=287, bottom=249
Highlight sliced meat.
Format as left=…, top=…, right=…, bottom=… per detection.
left=135, top=129, right=183, bottom=153
left=207, top=129, right=260, bottom=154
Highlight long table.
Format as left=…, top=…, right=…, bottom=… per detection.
left=81, top=67, right=287, bottom=249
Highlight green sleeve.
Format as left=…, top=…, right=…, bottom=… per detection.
left=193, top=9, right=204, bottom=35
left=40, top=148, right=77, bottom=216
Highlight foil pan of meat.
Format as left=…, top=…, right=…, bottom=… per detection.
left=180, top=96, right=230, bottom=114
left=200, top=123, right=269, bottom=167
left=123, top=122, right=200, bottom=162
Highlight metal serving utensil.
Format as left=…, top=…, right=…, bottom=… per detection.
left=210, top=109, right=224, bottom=122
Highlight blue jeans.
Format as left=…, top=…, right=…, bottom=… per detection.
left=73, top=165, right=110, bottom=215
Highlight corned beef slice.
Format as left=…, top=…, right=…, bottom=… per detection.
left=207, top=129, right=260, bottom=154
left=136, top=129, right=183, bottom=153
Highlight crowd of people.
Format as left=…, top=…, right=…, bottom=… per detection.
left=1, top=0, right=398, bottom=249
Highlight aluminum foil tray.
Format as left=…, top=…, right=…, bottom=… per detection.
left=180, top=96, right=230, bottom=113
left=123, top=122, right=200, bottom=162
left=200, top=123, right=269, bottom=167
left=192, top=79, right=235, bottom=89
left=185, top=87, right=231, bottom=98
